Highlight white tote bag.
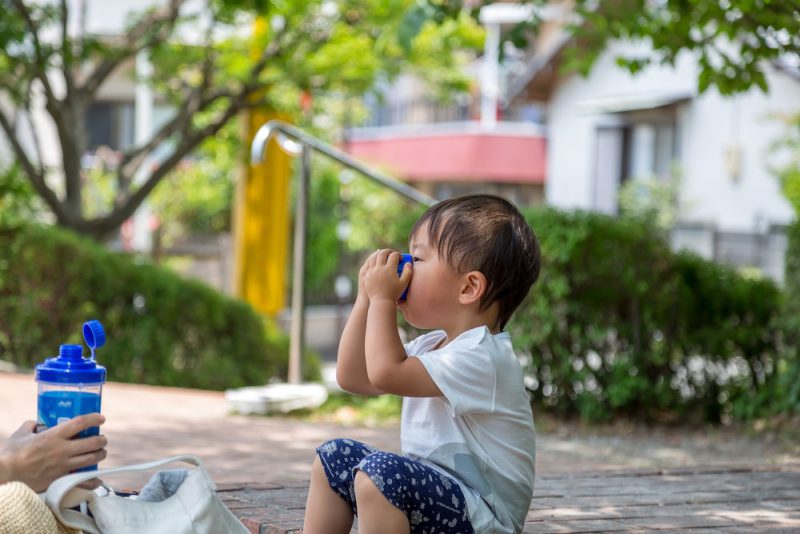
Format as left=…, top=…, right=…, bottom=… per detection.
left=44, top=455, right=249, bottom=534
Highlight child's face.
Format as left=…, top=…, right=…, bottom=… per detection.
left=398, top=224, right=463, bottom=330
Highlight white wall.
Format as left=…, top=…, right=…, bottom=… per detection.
left=679, top=72, right=796, bottom=231
left=546, top=40, right=797, bottom=232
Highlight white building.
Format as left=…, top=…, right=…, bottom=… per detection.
left=508, top=29, right=798, bottom=282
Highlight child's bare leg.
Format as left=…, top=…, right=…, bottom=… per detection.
left=353, top=470, right=410, bottom=534
left=303, top=456, right=354, bottom=534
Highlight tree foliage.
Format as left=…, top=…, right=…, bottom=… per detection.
left=567, top=0, right=799, bottom=95
left=0, top=162, right=46, bottom=226
left=3, top=0, right=795, bottom=240
left=435, top=1, right=799, bottom=95
left=0, top=0, right=482, bottom=238
left=774, top=112, right=800, bottom=215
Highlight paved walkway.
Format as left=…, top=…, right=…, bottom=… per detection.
left=3, top=371, right=799, bottom=532
left=3, top=372, right=798, bottom=483
left=220, top=464, right=800, bottom=532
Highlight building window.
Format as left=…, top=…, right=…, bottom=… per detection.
left=628, top=120, right=676, bottom=181
left=86, top=101, right=135, bottom=151
left=593, top=109, right=679, bottom=214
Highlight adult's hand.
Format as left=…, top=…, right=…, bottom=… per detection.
left=0, top=414, right=107, bottom=492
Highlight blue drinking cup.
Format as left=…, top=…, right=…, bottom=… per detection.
left=397, top=253, right=413, bottom=300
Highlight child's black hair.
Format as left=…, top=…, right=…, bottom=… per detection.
left=411, top=194, right=541, bottom=330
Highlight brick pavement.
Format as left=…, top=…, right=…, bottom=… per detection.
left=220, top=464, right=800, bottom=533
left=3, top=371, right=798, bottom=532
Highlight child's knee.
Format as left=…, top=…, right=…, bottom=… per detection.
left=353, top=469, right=384, bottom=503
left=311, top=454, right=325, bottom=478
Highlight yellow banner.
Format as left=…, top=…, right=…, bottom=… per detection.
left=233, top=109, right=291, bottom=317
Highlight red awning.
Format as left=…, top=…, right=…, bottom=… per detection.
left=344, top=124, right=546, bottom=184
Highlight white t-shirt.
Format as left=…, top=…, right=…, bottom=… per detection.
left=402, top=326, right=536, bottom=534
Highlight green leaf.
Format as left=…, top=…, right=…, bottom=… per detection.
left=398, top=2, right=435, bottom=54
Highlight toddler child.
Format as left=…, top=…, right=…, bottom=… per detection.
left=303, top=194, right=541, bottom=534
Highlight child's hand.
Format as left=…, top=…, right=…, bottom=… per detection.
left=363, top=249, right=411, bottom=303
left=356, top=250, right=373, bottom=303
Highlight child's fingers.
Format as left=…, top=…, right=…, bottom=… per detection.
left=380, top=249, right=397, bottom=265
left=385, top=250, right=400, bottom=266
left=363, top=249, right=381, bottom=268
left=367, top=249, right=384, bottom=268
left=399, top=261, right=412, bottom=283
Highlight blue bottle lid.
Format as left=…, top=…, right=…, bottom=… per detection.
left=35, top=320, right=107, bottom=385
left=83, top=320, right=106, bottom=352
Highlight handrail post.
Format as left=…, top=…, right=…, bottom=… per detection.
left=287, top=144, right=310, bottom=384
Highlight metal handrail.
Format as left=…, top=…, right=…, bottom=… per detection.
left=251, top=120, right=437, bottom=207
left=250, top=120, right=436, bottom=384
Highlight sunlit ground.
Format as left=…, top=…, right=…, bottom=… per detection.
left=1, top=372, right=797, bottom=492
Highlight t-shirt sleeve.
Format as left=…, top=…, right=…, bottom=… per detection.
left=411, top=343, right=497, bottom=417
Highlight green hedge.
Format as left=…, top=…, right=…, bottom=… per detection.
left=0, top=224, right=291, bottom=390
left=510, top=208, right=785, bottom=423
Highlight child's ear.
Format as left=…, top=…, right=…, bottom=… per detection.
left=459, top=271, right=487, bottom=305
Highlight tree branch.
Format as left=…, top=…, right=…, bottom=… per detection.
left=22, top=88, right=45, bottom=176
left=88, top=97, right=248, bottom=237
left=0, top=106, right=67, bottom=221
left=81, top=0, right=185, bottom=99
left=83, top=9, right=293, bottom=236
left=0, top=66, right=26, bottom=105
left=117, top=84, right=215, bottom=186
left=76, top=0, right=89, bottom=58
left=60, top=0, right=75, bottom=96
left=116, top=23, right=289, bottom=186
left=249, top=25, right=291, bottom=81
left=10, top=0, right=58, bottom=104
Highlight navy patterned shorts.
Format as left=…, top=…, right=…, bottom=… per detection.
left=316, top=438, right=474, bottom=534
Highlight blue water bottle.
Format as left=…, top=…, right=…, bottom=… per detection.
left=35, top=320, right=107, bottom=471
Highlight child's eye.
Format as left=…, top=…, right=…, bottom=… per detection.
left=412, top=256, right=422, bottom=262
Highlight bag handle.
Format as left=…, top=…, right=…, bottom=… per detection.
left=45, top=455, right=204, bottom=534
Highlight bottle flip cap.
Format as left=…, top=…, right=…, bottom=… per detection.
left=34, top=320, right=107, bottom=384
left=397, top=254, right=413, bottom=301
left=83, top=319, right=106, bottom=359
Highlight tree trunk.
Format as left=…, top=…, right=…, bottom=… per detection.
left=48, top=94, right=89, bottom=229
